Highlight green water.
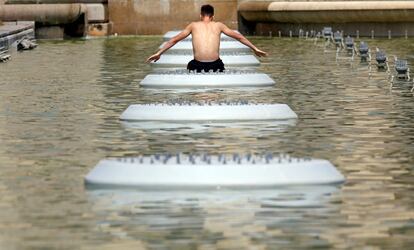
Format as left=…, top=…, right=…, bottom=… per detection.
left=0, top=36, right=413, bottom=249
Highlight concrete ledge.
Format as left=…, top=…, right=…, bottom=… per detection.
left=239, top=1, right=414, bottom=23
left=0, top=21, right=34, bottom=49
left=0, top=21, right=34, bottom=38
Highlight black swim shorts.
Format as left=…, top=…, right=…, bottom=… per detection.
left=187, top=58, right=225, bottom=73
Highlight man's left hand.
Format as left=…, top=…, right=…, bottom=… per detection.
left=146, top=53, right=161, bottom=63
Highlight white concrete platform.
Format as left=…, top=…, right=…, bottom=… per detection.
left=84, top=154, right=345, bottom=188
left=151, top=54, right=260, bottom=68
left=140, top=71, right=274, bottom=88
left=119, top=103, right=298, bottom=121
left=161, top=41, right=251, bottom=53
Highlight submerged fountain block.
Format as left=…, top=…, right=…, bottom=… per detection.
left=359, top=42, right=369, bottom=56
left=359, top=42, right=369, bottom=62
left=0, top=49, right=11, bottom=62
left=161, top=41, right=250, bottom=53
left=376, top=50, right=387, bottom=68
left=120, top=103, right=298, bottom=121
left=345, top=36, right=354, bottom=50
left=322, top=27, right=332, bottom=39
left=84, top=154, right=345, bottom=187
left=140, top=71, right=275, bottom=88
left=151, top=55, right=260, bottom=68
left=395, top=59, right=408, bottom=75
left=17, top=38, right=37, bottom=51
left=333, top=31, right=342, bottom=44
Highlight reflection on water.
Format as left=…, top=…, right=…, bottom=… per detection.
left=87, top=186, right=340, bottom=249
left=0, top=37, right=413, bottom=249
left=121, top=120, right=297, bottom=135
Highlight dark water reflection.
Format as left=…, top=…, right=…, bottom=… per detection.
left=0, top=37, right=413, bottom=249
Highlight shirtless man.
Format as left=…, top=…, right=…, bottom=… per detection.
left=146, top=4, right=267, bottom=72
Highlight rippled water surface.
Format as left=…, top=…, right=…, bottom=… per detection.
left=0, top=36, right=413, bottom=249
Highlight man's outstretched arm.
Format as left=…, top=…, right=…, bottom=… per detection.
left=220, top=23, right=267, bottom=57
left=146, top=24, right=192, bottom=63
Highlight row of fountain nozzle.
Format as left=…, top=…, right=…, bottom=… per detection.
left=159, top=69, right=257, bottom=75
left=114, top=153, right=313, bottom=165
left=323, top=26, right=409, bottom=74
left=139, top=100, right=254, bottom=106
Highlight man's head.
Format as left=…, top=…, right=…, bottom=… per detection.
left=200, top=4, right=214, bottom=19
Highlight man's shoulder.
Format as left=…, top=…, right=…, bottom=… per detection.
left=214, top=22, right=225, bottom=29
left=189, top=21, right=202, bottom=28
left=192, top=21, right=223, bottom=25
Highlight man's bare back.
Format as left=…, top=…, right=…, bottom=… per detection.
left=147, top=4, right=267, bottom=71
left=190, top=21, right=221, bottom=61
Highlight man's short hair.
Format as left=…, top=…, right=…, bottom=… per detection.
left=201, top=4, right=214, bottom=17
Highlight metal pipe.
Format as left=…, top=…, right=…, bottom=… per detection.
left=239, top=1, right=414, bottom=23
left=6, top=0, right=105, bottom=3
left=0, top=4, right=87, bottom=24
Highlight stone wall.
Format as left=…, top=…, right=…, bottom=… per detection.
left=108, top=0, right=238, bottom=35
left=0, top=0, right=4, bottom=25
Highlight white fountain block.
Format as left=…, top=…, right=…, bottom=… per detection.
left=151, top=55, right=260, bottom=68
left=140, top=72, right=275, bottom=88
left=119, top=103, right=298, bottom=121
left=161, top=41, right=250, bottom=53
left=163, top=30, right=238, bottom=41
left=84, top=154, right=345, bottom=187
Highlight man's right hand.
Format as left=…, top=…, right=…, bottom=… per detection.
left=254, top=49, right=268, bottom=57
left=146, top=53, right=161, bottom=63
left=146, top=24, right=192, bottom=63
